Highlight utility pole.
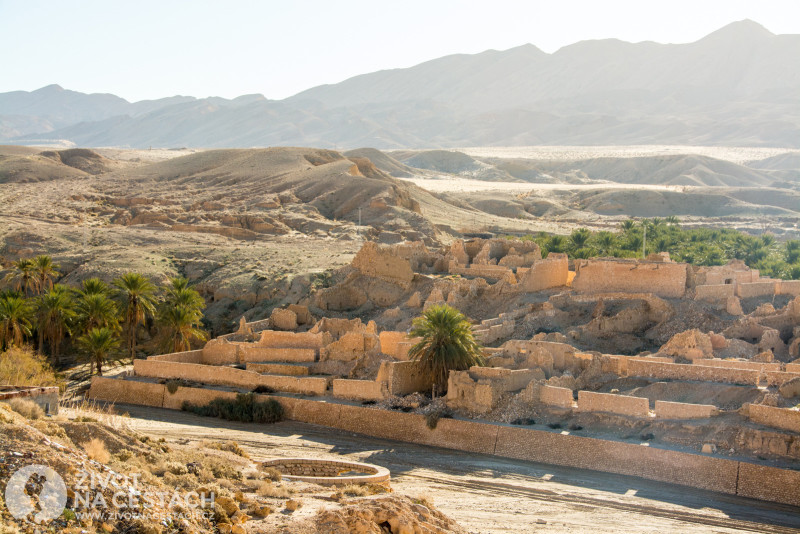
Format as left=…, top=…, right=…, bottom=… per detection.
left=643, top=223, right=647, bottom=259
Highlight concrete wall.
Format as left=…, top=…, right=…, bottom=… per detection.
left=748, top=404, right=800, bottom=433
left=572, top=259, right=687, bottom=298
left=577, top=391, right=649, bottom=417
left=540, top=385, right=574, bottom=408
left=626, top=359, right=760, bottom=386
left=87, top=377, right=800, bottom=507
left=332, top=379, right=386, bottom=402
left=147, top=350, right=204, bottom=363
left=89, top=377, right=166, bottom=407
left=655, top=400, right=717, bottom=419
left=133, top=359, right=328, bottom=396
left=0, top=386, right=60, bottom=415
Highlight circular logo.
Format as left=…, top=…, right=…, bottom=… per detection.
left=4, top=465, right=67, bottom=524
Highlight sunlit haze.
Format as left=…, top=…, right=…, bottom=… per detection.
left=1, top=0, right=799, bottom=101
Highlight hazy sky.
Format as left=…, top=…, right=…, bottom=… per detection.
left=1, top=0, right=798, bottom=102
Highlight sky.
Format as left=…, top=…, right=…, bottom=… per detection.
left=1, top=0, right=799, bottom=102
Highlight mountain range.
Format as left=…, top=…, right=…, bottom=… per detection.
left=2, top=20, right=798, bottom=149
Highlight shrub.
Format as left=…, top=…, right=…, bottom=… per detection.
left=6, top=398, right=44, bottom=420
left=256, top=481, right=290, bottom=498
left=0, top=347, right=62, bottom=388
left=200, top=440, right=250, bottom=459
left=259, top=466, right=283, bottom=482
left=182, top=393, right=284, bottom=424
left=165, top=379, right=182, bottom=394
left=424, top=407, right=453, bottom=430
left=82, top=438, right=110, bottom=463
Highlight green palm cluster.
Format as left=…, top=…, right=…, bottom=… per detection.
left=515, top=219, right=800, bottom=280
left=408, top=304, right=485, bottom=393
left=0, top=256, right=208, bottom=375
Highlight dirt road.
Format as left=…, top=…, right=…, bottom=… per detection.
left=122, top=406, right=800, bottom=534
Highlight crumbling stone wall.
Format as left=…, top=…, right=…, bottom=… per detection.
left=515, top=253, right=569, bottom=292
left=748, top=403, right=800, bottom=433
left=572, top=258, right=687, bottom=298
left=376, top=361, right=433, bottom=396
left=655, top=400, right=718, bottom=419
left=351, top=241, right=414, bottom=289
left=446, top=367, right=543, bottom=413
left=627, top=359, right=760, bottom=385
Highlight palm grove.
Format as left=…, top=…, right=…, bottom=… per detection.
left=0, top=256, right=207, bottom=375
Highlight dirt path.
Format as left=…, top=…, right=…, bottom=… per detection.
left=122, top=406, right=800, bottom=534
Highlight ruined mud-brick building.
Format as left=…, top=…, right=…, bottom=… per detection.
left=90, top=239, right=800, bottom=507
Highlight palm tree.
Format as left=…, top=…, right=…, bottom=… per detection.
left=33, top=255, right=60, bottom=295
left=4, top=258, right=37, bottom=296
left=547, top=235, right=566, bottom=254
left=77, top=327, right=121, bottom=376
left=158, top=306, right=208, bottom=353
left=595, top=232, right=616, bottom=255
left=163, top=277, right=205, bottom=313
left=0, top=292, right=33, bottom=350
left=620, top=220, right=636, bottom=233
left=665, top=215, right=680, bottom=227
left=157, top=277, right=206, bottom=353
left=408, top=304, right=484, bottom=394
left=35, top=285, right=75, bottom=362
left=76, top=292, right=119, bottom=334
left=569, top=228, right=591, bottom=250
left=80, top=278, right=110, bottom=296
left=113, top=273, right=157, bottom=361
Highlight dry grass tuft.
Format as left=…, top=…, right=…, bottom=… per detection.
left=6, top=398, right=44, bottom=420
left=256, top=481, right=291, bottom=499
left=258, top=465, right=282, bottom=482
left=200, top=439, right=250, bottom=459
left=82, top=438, right=111, bottom=463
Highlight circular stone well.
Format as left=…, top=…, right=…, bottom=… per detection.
left=262, top=458, right=390, bottom=486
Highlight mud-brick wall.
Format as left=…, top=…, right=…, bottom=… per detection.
left=572, top=259, right=687, bottom=298
left=332, top=379, right=386, bottom=402
left=626, top=359, right=759, bottom=385
left=655, top=400, right=717, bottom=419
left=737, top=281, right=779, bottom=298
left=748, top=404, right=800, bottom=433
left=540, top=385, right=573, bottom=408
left=517, top=253, right=569, bottom=292
left=694, top=284, right=735, bottom=301
left=147, top=350, right=203, bottom=363
left=577, top=391, right=649, bottom=417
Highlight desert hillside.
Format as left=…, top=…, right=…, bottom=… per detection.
left=3, top=21, right=798, bottom=149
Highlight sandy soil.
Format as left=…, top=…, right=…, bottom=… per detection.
left=458, top=146, right=800, bottom=166
left=122, top=406, right=800, bottom=534
left=400, top=176, right=687, bottom=194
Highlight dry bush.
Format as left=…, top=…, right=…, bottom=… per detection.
left=258, top=465, right=282, bottom=482
left=412, top=494, right=435, bottom=509
left=200, top=439, right=250, bottom=459
left=82, top=438, right=111, bottom=463
left=0, top=347, right=62, bottom=388
left=31, top=420, right=71, bottom=444
left=7, top=398, right=44, bottom=420
left=256, top=481, right=290, bottom=499
left=163, top=472, right=199, bottom=490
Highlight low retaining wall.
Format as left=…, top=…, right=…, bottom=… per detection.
left=261, top=458, right=390, bottom=486
left=697, top=359, right=781, bottom=372
left=147, top=350, right=203, bottom=363
left=246, top=363, right=309, bottom=376
left=694, top=284, right=735, bottom=302
left=240, top=346, right=317, bottom=363
left=626, top=359, right=759, bottom=386
left=765, top=371, right=800, bottom=388
left=748, top=404, right=800, bottom=433
left=133, top=359, right=327, bottom=396
left=87, top=377, right=800, bottom=507
left=540, top=385, right=573, bottom=408
left=577, top=391, right=649, bottom=417
left=332, top=379, right=386, bottom=402
left=655, top=400, right=717, bottom=419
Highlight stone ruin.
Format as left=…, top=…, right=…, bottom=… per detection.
left=90, top=238, right=800, bottom=472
